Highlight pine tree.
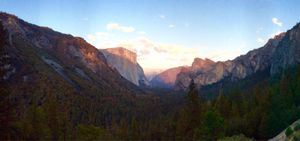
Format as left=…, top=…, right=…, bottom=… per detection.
left=215, top=91, right=231, bottom=119
left=184, top=79, right=202, bottom=139
left=201, top=109, right=224, bottom=141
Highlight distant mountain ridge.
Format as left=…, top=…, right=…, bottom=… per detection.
left=176, top=32, right=286, bottom=90
left=3, top=11, right=300, bottom=94
left=151, top=31, right=292, bottom=90
left=100, top=47, right=149, bottom=86
left=149, top=57, right=215, bottom=89
left=150, top=66, right=189, bottom=89
left=0, top=12, right=145, bottom=95
left=0, top=12, right=162, bottom=139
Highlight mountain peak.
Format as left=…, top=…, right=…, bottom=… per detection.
left=0, top=12, right=22, bottom=32
left=191, top=57, right=215, bottom=70
left=150, top=66, right=189, bottom=88
left=193, top=57, right=214, bottom=63
left=292, top=22, right=300, bottom=30
left=0, top=12, right=18, bottom=19
left=100, top=47, right=148, bottom=86
left=101, top=47, right=137, bottom=64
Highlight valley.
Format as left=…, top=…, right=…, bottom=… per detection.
left=1, top=2, right=300, bottom=140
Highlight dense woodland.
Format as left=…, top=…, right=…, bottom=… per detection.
left=1, top=61, right=300, bottom=141
left=1, top=19, right=300, bottom=140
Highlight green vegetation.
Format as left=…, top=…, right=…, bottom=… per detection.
left=1, top=20, right=300, bottom=140
left=292, top=131, right=300, bottom=141
left=286, top=127, right=294, bottom=137
left=295, top=123, right=300, bottom=131
left=1, top=58, right=300, bottom=140
left=281, top=122, right=300, bottom=140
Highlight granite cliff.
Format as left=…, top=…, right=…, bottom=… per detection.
left=100, top=47, right=149, bottom=86
left=0, top=12, right=145, bottom=95
left=175, top=33, right=285, bottom=90
left=150, top=31, right=289, bottom=90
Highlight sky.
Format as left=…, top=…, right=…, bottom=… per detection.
left=1, top=0, right=300, bottom=70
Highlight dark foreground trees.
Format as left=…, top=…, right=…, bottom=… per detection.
left=1, top=65, right=300, bottom=140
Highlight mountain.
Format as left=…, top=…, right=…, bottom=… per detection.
left=100, top=47, right=149, bottom=86
left=271, top=23, right=300, bottom=75
left=149, top=31, right=288, bottom=90
left=150, top=57, right=215, bottom=89
left=150, top=66, right=189, bottom=89
left=1, top=11, right=300, bottom=140
left=175, top=58, right=216, bottom=90
left=0, top=12, right=164, bottom=140
left=172, top=33, right=286, bottom=90
left=191, top=58, right=215, bottom=71
left=0, top=12, right=147, bottom=93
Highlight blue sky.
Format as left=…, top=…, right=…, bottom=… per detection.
left=1, top=0, right=300, bottom=69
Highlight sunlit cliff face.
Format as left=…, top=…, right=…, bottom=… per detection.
left=100, top=47, right=149, bottom=86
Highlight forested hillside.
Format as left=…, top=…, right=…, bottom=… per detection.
left=1, top=12, right=300, bottom=141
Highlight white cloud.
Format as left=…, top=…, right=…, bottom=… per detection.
left=137, top=31, right=146, bottom=35
left=257, top=38, right=265, bottom=44
left=269, top=31, right=283, bottom=38
left=87, top=32, right=111, bottom=40
left=254, top=31, right=283, bottom=47
left=106, top=23, right=135, bottom=33
left=168, top=24, right=175, bottom=28
left=86, top=30, right=246, bottom=69
left=95, top=32, right=110, bottom=38
left=86, top=32, right=114, bottom=48
left=137, top=45, right=200, bottom=69
left=97, top=36, right=202, bottom=69
left=159, top=14, right=165, bottom=19
left=86, top=34, right=96, bottom=42
left=114, top=36, right=245, bottom=69
left=272, top=18, right=283, bottom=27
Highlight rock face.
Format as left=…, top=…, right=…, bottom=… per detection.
left=100, top=47, right=149, bottom=86
left=174, top=33, right=285, bottom=90
left=191, top=58, right=215, bottom=71
left=150, top=31, right=289, bottom=90
left=0, top=12, right=145, bottom=95
left=150, top=58, right=215, bottom=89
left=150, top=66, right=189, bottom=89
left=271, top=23, right=300, bottom=74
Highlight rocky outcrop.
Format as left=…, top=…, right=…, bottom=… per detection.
left=150, top=58, right=215, bottom=89
left=191, top=58, right=215, bottom=71
left=174, top=33, right=286, bottom=90
left=150, top=66, right=189, bottom=89
left=146, top=26, right=295, bottom=91
left=0, top=12, right=145, bottom=95
left=100, top=47, right=149, bottom=86
left=271, top=23, right=300, bottom=74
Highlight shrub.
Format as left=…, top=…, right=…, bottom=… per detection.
left=286, top=127, right=294, bottom=137
left=292, top=131, right=300, bottom=141
left=294, top=123, right=300, bottom=131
